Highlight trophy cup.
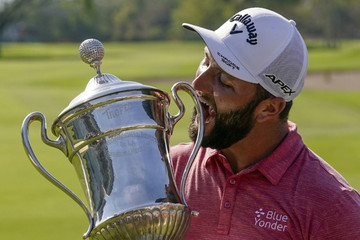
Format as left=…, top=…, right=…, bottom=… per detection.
left=21, top=39, right=204, bottom=239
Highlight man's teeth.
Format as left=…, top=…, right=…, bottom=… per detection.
left=208, top=105, right=215, bottom=117
left=202, top=102, right=215, bottom=124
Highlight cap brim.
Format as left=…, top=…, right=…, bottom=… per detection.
left=182, top=23, right=257, bottom=84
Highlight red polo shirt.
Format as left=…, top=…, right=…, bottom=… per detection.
left=171, top=122, right=360, bottom=239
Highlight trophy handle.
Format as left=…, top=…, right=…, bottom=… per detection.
left=170, top=82, right=204, bottom=214
left=21, top=112, right=94, bottom=239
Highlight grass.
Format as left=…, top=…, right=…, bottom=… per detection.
left=291, top=90, right=360, bottom=187
left=307, top=39, right=360, bottom=72
left=0, top=41, right=360, bottom=239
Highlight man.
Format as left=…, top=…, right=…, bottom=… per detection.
left=171, top=7, right=360, bottom=239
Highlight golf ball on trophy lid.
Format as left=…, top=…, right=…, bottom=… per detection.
left=79, top=39, right=105, bottom=75
left=79, top=39, right=104, bottom=65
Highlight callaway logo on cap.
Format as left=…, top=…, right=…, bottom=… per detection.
left=183, top=7, right=308, bottom=102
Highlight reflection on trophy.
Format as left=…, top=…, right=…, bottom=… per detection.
left=21, top=39, right=204, bottom=239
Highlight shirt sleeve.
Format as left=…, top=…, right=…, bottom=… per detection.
left=311, top=188, right=360, bottom=239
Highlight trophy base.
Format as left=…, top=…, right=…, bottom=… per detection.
left=86, top=203, right=191, bottom=240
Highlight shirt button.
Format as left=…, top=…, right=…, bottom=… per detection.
left=224, top=201, right=231, bottom=208
left=229, top=179, right=236, bottom=185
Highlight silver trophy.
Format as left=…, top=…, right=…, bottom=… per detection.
left=21, top=39, right=203, bottom=239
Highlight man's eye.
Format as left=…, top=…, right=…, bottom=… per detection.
left=217, top=72, right=231, bottom=88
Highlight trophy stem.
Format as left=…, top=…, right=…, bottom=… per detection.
left=93, top=62, right=102, bottom=77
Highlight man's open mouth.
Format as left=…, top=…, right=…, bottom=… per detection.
left=200, top=101, right=216, bottom=124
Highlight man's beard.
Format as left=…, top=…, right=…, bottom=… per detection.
left=188, top=96, right=262, bottom=150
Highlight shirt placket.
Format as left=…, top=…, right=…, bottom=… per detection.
left=217, top=177, right=238, bottom=235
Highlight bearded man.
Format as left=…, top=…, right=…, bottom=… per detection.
left=171, top=7, right=360, bottom=239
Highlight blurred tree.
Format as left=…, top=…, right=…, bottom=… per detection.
left=1, top=0, right=360, bottom=44
left=170, top=0, right=242, bottom=39
left=15, top=0, right=106, bottom=42
left=0, top=0, right=29, bottom=55
left=0, top=0, right=26, bottom=35
left=169, top=0, right=303, bottom=39
left=0, top=0, right=100, bottom=55
left=83, top=0, right=93, bottom=12
left=112, top=0, right=177, bottom=41
left=304, top=0, right=360, bottom=47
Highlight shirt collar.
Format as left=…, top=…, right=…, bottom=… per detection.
left=255, top=121, right=305, bottom=185
left=203, top=121, right=305, bottom=185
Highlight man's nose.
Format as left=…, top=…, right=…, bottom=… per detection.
left=192, top=68, right=213, bottom=94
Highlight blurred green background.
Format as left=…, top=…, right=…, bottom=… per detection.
left=1, top=0, right=360, bottom=239
left=1, top=40, right=360, bottom=240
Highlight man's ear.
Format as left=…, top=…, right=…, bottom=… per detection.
left=255, top=98, right=286, bottom=122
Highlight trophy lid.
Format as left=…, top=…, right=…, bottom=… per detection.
left=59, top=39, right=166, bottom=116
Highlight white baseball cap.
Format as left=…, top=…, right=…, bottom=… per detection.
left=183, top=7, right=308, bottom=101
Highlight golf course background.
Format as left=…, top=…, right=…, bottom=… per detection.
left=1, top=41, right=360, bottom=239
